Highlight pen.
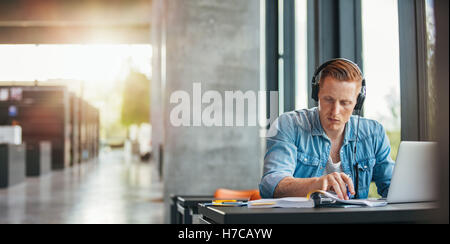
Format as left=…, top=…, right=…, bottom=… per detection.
left=249, top=202, right=276, bottom=206
left=347, top=186, right=352, bottom=199
left=213, top=200, right=237, bottom=203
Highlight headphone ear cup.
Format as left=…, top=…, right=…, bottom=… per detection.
left=312, top=83, right=319, bottom=102
left=354, top=93, right=365, bottom=111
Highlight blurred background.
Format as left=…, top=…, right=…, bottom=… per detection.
left=0, top=0, right=160, bottom=224
left=0, top=0, right=447, bottom=224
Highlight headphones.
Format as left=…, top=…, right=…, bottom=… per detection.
left=311, top=58, right=366, bottom=111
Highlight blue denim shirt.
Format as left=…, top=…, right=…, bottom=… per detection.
left=259, top=107, right=394, bottom=199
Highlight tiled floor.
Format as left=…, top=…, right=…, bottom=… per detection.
left=0, top=149, right=164, bottom=224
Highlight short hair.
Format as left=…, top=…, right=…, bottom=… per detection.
left=318, top=59, right=363, bottom=86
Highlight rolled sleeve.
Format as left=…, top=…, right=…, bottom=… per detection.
left=259, top=114, right=298, bottom=198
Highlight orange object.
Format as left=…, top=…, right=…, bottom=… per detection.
left=214, top=188, right=261, bottom=201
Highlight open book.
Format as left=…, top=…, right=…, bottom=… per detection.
left=248, top=190, right=387, bottom=208
left=307, top=190, right=388, bottom=207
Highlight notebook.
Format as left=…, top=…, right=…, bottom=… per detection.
left=248, top=197, right=314, bottom=208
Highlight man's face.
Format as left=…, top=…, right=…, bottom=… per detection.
left=318, top=76, right=360, bottom=134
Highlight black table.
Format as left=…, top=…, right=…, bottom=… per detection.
left=172, top=195, right=251, bottom=224
left=198, top=202, right=439, bottom=224
left=177, top=196, right=216, bottom=224
left=170, top=195, right=215, bottom=224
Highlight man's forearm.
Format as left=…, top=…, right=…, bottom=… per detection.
left=273, top=176, right=321, bottom=198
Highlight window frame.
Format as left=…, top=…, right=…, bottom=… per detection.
left=266, top=0, right=435, bottom=142
left=398, top=0, right=434, bottom=141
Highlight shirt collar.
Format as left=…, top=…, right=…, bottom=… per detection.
left=311, top=107, right=325, bottom=136
left=311, top=107, right=356, bottom=143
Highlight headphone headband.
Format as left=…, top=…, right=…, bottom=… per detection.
left=311, top=58, right=366, bottom=111
left=312, top=58, right=364, bottom=85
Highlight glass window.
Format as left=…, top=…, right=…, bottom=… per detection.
left=0, top=44, right=152, bottom=147
left=425, top=0, right=437, bottom=141
left=361, top=0, right=401, bottom=198
left=361, top=0, right=401, bottom=160
left=278, top=0, right=307, bottom=114
left=294, top=0, right=308, bottom=110
left=278, top=0, right=285, bottom=115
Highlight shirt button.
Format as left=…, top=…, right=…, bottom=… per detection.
left=304, top=158, right=307, bottom=162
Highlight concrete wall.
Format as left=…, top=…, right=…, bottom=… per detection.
left=151, top=0, right=262, bottom=222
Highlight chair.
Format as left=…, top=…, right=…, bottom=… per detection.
left=214, top=188, right=261, bottom=201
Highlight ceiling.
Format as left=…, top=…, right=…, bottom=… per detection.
left=0, top=0, right=152, bottom=44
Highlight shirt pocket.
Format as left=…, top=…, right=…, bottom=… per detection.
left=295, top=151, right=320, bottom=178
left=356, top=158, right=376, bottom=192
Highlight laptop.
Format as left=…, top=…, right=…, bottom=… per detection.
left=385, top=141, right=439, bottom=203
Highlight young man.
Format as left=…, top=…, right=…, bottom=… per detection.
left=259, top=59, right=394, bottom=200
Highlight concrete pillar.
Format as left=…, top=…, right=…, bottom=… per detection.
left=150, top=0, right=165, bottom=180
left=151, top=0, right=262, bottom=222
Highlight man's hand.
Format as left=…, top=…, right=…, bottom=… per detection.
left=316, top=172, right=356, bottom=200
